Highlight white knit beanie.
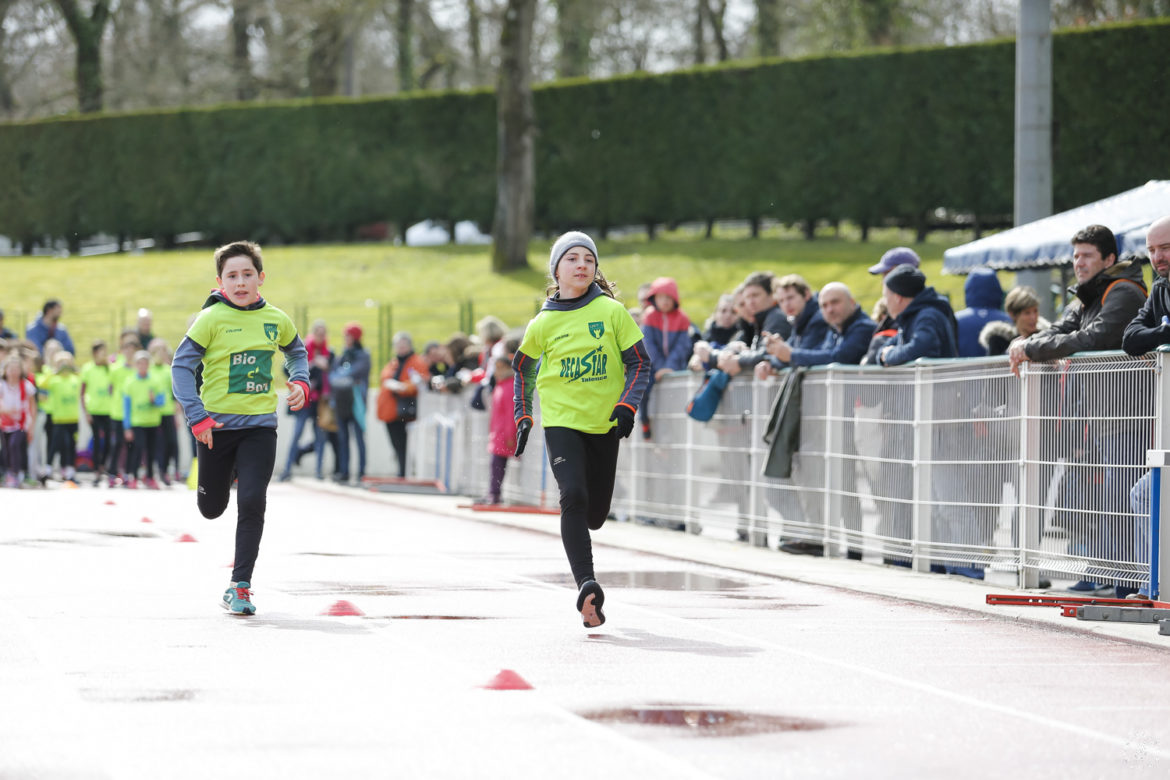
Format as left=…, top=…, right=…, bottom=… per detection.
left=549, top=231, right=599, bottom=278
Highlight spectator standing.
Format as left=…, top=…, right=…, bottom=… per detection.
left=331, top=323, right=371, bottom=485
left=1119, top=214, right=1170, bottom=598
left=106, top=332, right=139, bottom=487
left=149, top=339, right=181, bottom=485
left=45, top=351, right=81, bottom=483
left=25, top=299, right=75, bottom=356
left=134, top=309, right=155, bottom=350
left=280, top=319, right=333, bottom=481
left=484, top=356, right=517, bottom=505
left=122, top=350, right=164, bottom=490
left=979, top=286, right=1051, bottom=356
left=376, top=333, right=428, bottom=478
left=715, top=271, right=791, bottom=377
left=758, top=274, right=829, bottom=377
left=864, top=248, right=921, bottom=363
left=640, top=276, right=693, bottom=440
left=955, top=268, right=1013, bottom=357
left=0, top=353, right=36, bottom=488
left=877, top=265, right=959, bottom=366
left=80, top=340, right=113, bottom=485
left=1009, top=225, right=1147, bottom=595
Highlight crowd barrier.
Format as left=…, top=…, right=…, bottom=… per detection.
left=325, top=350, right=1167, bottom=597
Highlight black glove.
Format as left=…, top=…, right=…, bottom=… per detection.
left=609, top=405, right=635, bottom=439
left=514, top=417, right=533, bottom=457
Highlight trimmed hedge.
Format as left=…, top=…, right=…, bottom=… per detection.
left=0, top=20, right=1167, bottom=246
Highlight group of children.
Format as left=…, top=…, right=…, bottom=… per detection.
left=0, top=331, right=182, bottom=489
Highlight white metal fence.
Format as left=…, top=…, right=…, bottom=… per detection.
left=281, top=350, right=1168, bottom=597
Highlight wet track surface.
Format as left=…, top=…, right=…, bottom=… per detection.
left=1, top=483, right=1167, bottom=779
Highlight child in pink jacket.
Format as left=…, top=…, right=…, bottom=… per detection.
left=486, top=356, right=517, bottom=504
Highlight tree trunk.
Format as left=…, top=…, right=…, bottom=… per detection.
left=755, top=0, right=781, bottom=57
left=466, top=0, right=483, bottom=86
left=692, top=0, right=705, bottom=65
left=52, top=0, right=111, bottom=113
left=858, top=0, right=898, bottom=47
left=308, top=7, right=345, bottom=97
left=231, top=0, right=257, bottom=101
left=703, top=0, right=729, bottom=62
left=396, top=0, right=415, bottom=91
left=554, top=0, right=591, bottom=79
left=490, top=0, right=537, bottom=273
left=0, top=0, right=15, bottom=116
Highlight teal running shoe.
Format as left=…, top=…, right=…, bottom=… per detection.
left=222, top=581, right=256, bottom=615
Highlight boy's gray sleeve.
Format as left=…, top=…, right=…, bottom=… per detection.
left=280, top=335, right=310, bottom=385
left=171, top=336, right=208, bottom=425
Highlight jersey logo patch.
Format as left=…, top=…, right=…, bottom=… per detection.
left=263, top=323, right=280, bottom=343
left=228, top=350, right=273, bottom=394
left=588, top=321, right=605, bottom=339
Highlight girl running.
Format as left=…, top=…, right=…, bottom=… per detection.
left=513, top=231, right=649, bottom=628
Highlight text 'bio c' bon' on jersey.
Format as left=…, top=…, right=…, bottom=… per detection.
left=185, top=302, right=297, bottom=416
left=518, top=294, right=643, bottom=434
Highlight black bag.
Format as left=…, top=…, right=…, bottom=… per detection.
left=396, top=395, right=417, bottom=423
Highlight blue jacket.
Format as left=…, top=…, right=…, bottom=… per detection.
left=789, top=307, right=877, bottom=367
left=955, top=268, right=1011, bottom=357
left=882, top=288, right=959, bottom=366
left=25, top=316, right=75, bottom=356
left=767, top=295, right=830, bottom=369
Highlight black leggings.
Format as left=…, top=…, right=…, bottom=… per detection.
left=544, top=426, right=620, bottom=587
left=90, top=415, right=110, bottom=473
left=127, top=426, right=158, bottom=480
left=156, top=415, right=179, bottom=476
left=196, top=427, right=277, bottom=584
left=50, top=422, right=77, bottom=470
left=385, top=420, right=408, bottom=478
left=1, top=429, right=27, bottom=474
left=107, top=419, right=126, bottom=475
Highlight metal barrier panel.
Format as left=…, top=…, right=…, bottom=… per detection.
left=403, top=351, right=1156, bottom=591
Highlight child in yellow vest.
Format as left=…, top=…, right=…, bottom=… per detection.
left=107, top=332, right=139, bottom=487
left=149, top=339, right=181, bottom=486
left=45, top=352, right=82, bottom=483
left=80, top=340, right=113, bottom=485
left=122, top=350, right=165, bottom=489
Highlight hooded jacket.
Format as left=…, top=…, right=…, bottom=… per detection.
left=641, top=277, right=693, bottom=373
left=880, top=287, right=959, bottom=366
left=1024, top=259, right=1147, bottom=362
left=735, top=303, right=792, bottom=369
left=789, top=306, right=877, bottom=367
left=765, top=295, right=830, bottom=369
left=1123, top=273, right=1170, bottom=356
left=955, top=268, right=1012, bottom=357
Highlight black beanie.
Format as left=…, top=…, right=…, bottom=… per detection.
left=884, top=265, right=926, bottom=298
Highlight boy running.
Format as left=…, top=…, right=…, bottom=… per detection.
left=513, top=231, right=649, bottom=628
left=172, top=241, right=309, bottom=615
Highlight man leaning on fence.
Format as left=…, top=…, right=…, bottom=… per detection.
left=1118, top=215, right=1170, bottom=599
left=1009, top=224, right=1148, bottom=596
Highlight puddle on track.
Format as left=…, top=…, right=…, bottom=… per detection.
left=579, top=706, right=833, bottom=737
left=536, top=571, right=750, bottom=592
left=81, top=689, right=196, bottom=703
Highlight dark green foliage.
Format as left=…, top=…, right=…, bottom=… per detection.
left=0, top=21, right=1165, bottom=246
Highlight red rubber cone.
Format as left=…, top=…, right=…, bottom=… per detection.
left=141, top=516, right=153, bottom=524
left=104, top=500, right=116, bottom=506
left=323, top=600, right=364, bottom=616
left=176, top=533, right=198, bottom=543
left=482, top=669, right=533, bottom=690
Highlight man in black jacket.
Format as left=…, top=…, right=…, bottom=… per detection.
left=1118, top=215, right=1170, bottom=598
left=1011, top=225, right=1148, bottom=595
left=715, top=271, right=791, bottom=377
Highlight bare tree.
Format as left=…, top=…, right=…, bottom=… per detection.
left=692, top=0, right=705, bottom=64
left=491, top=0, right=536, bottom=272
left=50, top=0, right=111, bottom=112
left=703, top=0, right=729, bottom=61
left=553, top=0, right=591, bottom=78
left=466, top=0, right=483, bottom=85
left=0, top=0, right=17, bottom=115
left=231, top=0, right=258, bottom=100
left=756, top=0, right=781, bottom=57
left=396, top=0, right=414, bottom=91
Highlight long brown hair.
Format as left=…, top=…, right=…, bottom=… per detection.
left=545, top=267, right=620, bottom=301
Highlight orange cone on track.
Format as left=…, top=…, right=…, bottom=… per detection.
left=104, top=500, right=115, bottom=506
left=323, top=600, right=364, bottom=616
left=176, top=533, right=198, bottom=543
left=481, top=670, right=533, bottom=690
left=141, top=516, right=153, bottom=524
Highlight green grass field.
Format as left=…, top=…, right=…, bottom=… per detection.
left=3, top=224, right=991, bottom=370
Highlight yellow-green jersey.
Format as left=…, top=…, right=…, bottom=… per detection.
left=149, top=363, right=175, bottom=415
left=513, top=284, right=649, bottom=434
left=122, top=372, right=164, bottom=428
left=109, top=357, right=135, bottom=422
left=171, top=291, right=310, bottom=432
left=45, top=372, right=82, bottom=424
left=80, top=361, right=113, bottom=416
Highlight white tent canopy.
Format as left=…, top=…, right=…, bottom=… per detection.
left=942, top=180, right=1170, bottom=275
